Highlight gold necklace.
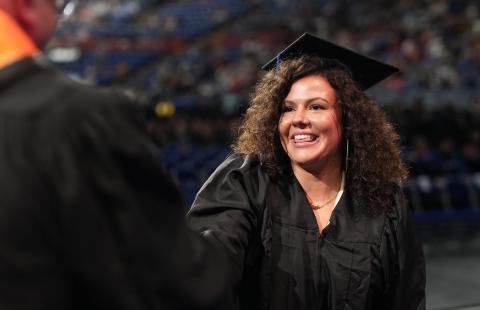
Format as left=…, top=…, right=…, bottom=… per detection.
left=306, top=193, right=338, bottom=210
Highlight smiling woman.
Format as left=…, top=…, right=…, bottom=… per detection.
left=188, top=33, right=425, bottom=310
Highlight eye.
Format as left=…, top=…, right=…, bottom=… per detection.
left=282, top=105, right=294, bottom=112
left=309, top=104, right=326, bottom=111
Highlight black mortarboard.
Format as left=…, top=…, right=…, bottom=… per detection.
left=262, top=32, right=399, bottom=90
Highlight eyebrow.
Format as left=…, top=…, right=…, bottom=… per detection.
left=284, top=97, right=332, bottom=105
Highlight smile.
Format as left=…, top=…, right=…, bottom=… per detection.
left=292, top=134, right=318, bottom=143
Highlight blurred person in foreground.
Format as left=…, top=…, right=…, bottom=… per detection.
left=188, top=33, right=425, bottom=309
left=0, top=0, right=228, bottom=309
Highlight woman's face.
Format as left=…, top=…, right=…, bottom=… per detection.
left=278, top=74, right=342, bottom=172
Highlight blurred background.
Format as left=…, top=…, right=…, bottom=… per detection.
left=48, top=0, right=480, bottom=309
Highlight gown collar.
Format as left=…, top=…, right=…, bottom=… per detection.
left=270, top=171, right=348, bottom=234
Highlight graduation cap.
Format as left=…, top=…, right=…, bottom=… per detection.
left=262, top=33, right=399, bottom=90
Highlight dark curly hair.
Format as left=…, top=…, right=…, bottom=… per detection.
left=233, top=55, right=407, bottom=215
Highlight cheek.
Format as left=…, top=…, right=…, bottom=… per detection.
left=31, top=9, right=59, bottom=48
left=327, top=117, right=343, bottom=149
left=47, top=14, right=59, bottom=36
left=325, top=113, right=341, bottom=136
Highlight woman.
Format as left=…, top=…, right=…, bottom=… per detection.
left=188, top=33, right=425, bottom=310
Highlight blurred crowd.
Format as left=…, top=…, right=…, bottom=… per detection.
left=388, top=101, right=480, bottom=177
left=137, top=0, right=480, bottom=109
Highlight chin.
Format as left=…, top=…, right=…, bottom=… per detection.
left=287, top=148, right=322, bottom=164
left=290, top=156, right=322, bottom=169
left=288, top=150, right=341, bottom=172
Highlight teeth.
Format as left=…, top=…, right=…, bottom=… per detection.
left=294, top=134, right=316, bottom=142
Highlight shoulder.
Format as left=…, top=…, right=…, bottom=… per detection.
left=13, top=60, right=152, bottom=166
left=1, top=57, right=140, bottom=128
left=200, top=153, right=267, bottom=188
left=26, top=60, right=144, bottom=140
left=44, top=62, right=136, bottom=117
left=213, top=153, right=263, bottom=175
left=194, top=154, right=270, bottom=209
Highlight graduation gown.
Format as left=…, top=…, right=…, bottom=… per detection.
left=188, top=154, right=426, bottom=310
left=0, top=57, right=228, bottom=310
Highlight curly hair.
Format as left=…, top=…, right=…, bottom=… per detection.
left=233, top=55, right=407, bottom=215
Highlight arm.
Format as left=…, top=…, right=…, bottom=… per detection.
left=187, top=154, right=269, bottom=303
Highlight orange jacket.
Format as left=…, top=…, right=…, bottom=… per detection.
left=0, top=9, right=38, bottom=69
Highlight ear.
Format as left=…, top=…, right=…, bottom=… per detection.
left=13, top=0, right=35, bottom=36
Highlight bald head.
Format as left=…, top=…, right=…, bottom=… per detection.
left=0, top=0, right=59, bottom=49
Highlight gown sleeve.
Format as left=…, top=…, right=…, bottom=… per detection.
left=187, top=154, right=270, bottom=284
left=381, top=186, right=426, bottom=310
left=0, top=88, right=228, bottom=309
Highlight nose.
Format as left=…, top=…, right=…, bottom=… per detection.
left=292, top=107, right=309, bottom=127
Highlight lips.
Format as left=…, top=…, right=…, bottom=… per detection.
left=292, top=133, right=318, bottom=143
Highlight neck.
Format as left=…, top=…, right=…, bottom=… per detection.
left=292, top=153, right=343, bottom=203
left=0, top=9, right=39, bottom=69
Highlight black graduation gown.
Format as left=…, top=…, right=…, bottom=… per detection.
left=188, top=154, right=426, bottom=310
left=0, top=57, right=228, bottom=310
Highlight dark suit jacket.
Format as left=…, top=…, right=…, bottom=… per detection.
left=0, top=56, right=228, bottom=310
